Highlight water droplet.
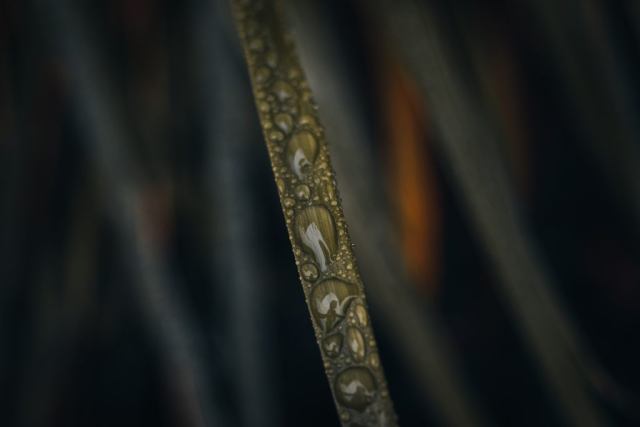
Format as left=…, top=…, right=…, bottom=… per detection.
left=276, top=179, right=286, bottom=195
left=271, top=80, right=296, bottom=102
left=324, top=180, right=337, bottom=201
left=299, top=114, right=318, bottom=127
left=295, top=206, right=337, bottom=270
left=301, top=263, right=318, bottom=282
left=323, top=334, right=343, bottom=358
left=346, top=328, right=366, bottom=362
left=340, top=412, right=350, bottom=422
left=310, top=279, right=358, bottom=331
left=269, top=130, right=284, bottom=141
left=249, top=38, right=264, bottom=51
left=354, top=304, right=368, bottom=327
left=255, top=67, right=270, bottom=83
left=287, top=132, right=318, bottom=179
left=274, top=113, right=293, bottom=133
left=335, top=368, right=377, bottom=411
left=295, top=184, right=311, bottom=201
left=265, top=51, right=278, bottom=67
left=283, top=197, right=296, bottom=208
left=289, top=68, right=301, bottom=79
left=369, top=352, right=380, bottom=370
left=258, top=101, right=269, bottom=112
left=245, top=20, right=258, bottom=36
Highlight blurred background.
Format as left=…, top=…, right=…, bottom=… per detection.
left=1, top=0, right=640, bottom=426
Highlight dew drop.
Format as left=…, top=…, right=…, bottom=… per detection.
left=274, top=113, right=294, bottom=134
left=295, top=206, right=337, bottom=271
left=255, top=67, right=270, bottom=83
left=323, top=334, right=343, bottom=358
left=271, top=80, right=296, bottom=102
left=265, top=51, right=278, bottom=67
left=286, top=132, right=318, bottom=179
left=299, top=114, right=318, bottom=127
left=335, top=368, right=377, bottom=411
left=354, top=304, right=368, bottom=327
left=269, top=130, right=284, bottom=141
left=276, top=178, right=286, bottom=195
left=283, top=197, right=296, bottom=208
left=249, top=38, right=264, bottom=51
left=346, top=327, right=366, bottom=362
left=324, top=180, right=337, bottom=201
left=289, top=68, right=301, bottom=79
left=310, top=279, right=358, bottom=331
left=301, top=263, right=318, bottom=282
left=295, top=184, right=311, bottom=201
left=369, top=352, right=380, bottom=370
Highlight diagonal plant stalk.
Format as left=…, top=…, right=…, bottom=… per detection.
left=369, top=1, right=610, bottom=426
left=286, top=1, right=488, bottom=426
left=231, top=0, right=398, bottom=425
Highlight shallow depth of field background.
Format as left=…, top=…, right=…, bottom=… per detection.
left=1, top=0, right=640, bottom=426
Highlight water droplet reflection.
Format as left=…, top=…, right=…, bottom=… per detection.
left=346, top=328, right=366, bottom=361
left=295, top=184, right=310, bottom=201
left=355, top=304, right=368, bottom=327
left=310, top=279, right=357, bottom=331
left=271, top=80, right=296, bottom=102
left=274, top=113, right=293, bottom=133
left=286, top=132, right=318, bottom=179
left=323, top=334, right=343, bottom=358
left=301, top=263, right=318, bottom=282
left=335, top=368, right=377, bottom=411
left=295, top=206, right=337, bottom=270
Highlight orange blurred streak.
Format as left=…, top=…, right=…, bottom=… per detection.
left=381, top=59, right=441, bottom=295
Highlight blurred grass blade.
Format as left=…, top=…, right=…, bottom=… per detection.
left=369, top=1, right=609, bottom=426
left=32, top=1, right=230, bottom=425
left=195, top=0, right=281, bottom=425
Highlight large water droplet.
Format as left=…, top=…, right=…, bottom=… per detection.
left=295, top=206, right=337, bottom=271
left=346, top=328, right=366, bottom=362
left=335, top=368, right=377, bottom=411
left=310, top=279, right=357, bottom=331
left=323, top=334, right=343, bottom=358
left=286, top=132, right=318, bottom=179
left=265, top=51, right=278, bottom=68
left=271, top=80, right=296, bottom=102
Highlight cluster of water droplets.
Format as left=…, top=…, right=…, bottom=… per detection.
left=234, top=1, right=396, bottom=425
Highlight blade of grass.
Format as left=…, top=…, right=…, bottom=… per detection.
left=230, top=0, right=398, bottom=425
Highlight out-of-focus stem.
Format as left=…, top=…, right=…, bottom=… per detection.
left=370, top=1, right=609, bottom=426
left=32, top=1, right=229, bottom=425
